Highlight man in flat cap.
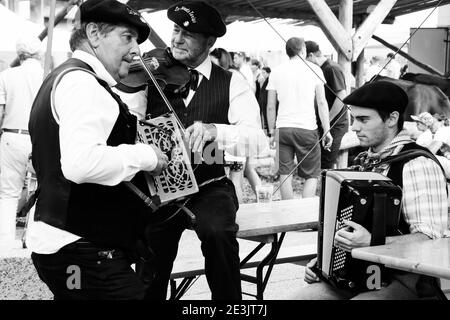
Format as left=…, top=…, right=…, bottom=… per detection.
left=27, top=0, right=168, bottom=299
left=134, top=0, right=267, bottom=300
left=0, top=35, right=43, bottom=248
left=292, top=81, right=448, bottom=300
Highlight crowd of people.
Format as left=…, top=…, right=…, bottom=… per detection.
left=0, top=0, right=448, bottom=301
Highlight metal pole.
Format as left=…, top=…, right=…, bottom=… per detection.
left=43, top=0, right=56, bottom=78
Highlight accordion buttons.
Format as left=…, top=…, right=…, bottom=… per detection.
left=360, top=198, right=367, bottom=205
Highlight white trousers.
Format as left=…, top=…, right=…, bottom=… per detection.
left=0, top=132, right=32, bottom=243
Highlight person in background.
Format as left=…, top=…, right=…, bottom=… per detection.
left=0, top=35, right=43, bottom=248
left=385, top=52, right=401, bottom=79
left=365, top=56, right=386, bottom=83
left=306, top=40, right=348, bottom=170
left=267, top=37, right=332, bottom=199
left=256, top=66, right=272, bottom=131
left=233, top=51, right=255, bottom=92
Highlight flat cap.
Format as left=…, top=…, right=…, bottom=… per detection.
left=79, top=0, right=150, bottom=44
left=167, top=1, right=226, bottom=37
left=343, top=81, right=409, bottom=114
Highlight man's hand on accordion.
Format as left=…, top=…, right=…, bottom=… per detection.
left=149, top=145, right=169, bottom=175
left=334, top=220, right=371, bottom=252
left=185, top=121, right=217, bottom=153
left=304, top=257, right=321, bottom=284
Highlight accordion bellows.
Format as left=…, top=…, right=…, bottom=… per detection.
left=317, top=170, right=402, bottom=291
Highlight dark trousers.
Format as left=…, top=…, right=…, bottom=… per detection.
left=31, top=240, right=145, bottom=300
left=137, top=178, right=242, bottom=300
left=320, top=112, right=349, bottom=169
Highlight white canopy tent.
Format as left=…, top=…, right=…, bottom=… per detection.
left=0, top=4, right=70, bottom=71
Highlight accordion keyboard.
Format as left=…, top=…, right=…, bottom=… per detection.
left=332, top=205, right=353, bottom=272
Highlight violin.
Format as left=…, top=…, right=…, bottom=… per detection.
left=117, top=47, right=190, bottom=95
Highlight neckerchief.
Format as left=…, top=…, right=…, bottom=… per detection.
left=351, top=130, right=413, bottom=173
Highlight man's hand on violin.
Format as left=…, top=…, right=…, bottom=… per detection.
left=185, top=122, right=217, bottom=153
left=149, top=145, right=169, bottom=176
left=334, top=220, right=371, bottom=252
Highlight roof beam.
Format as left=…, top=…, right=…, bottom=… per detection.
left=352, top=0, right=397, bottom=61
left=305, top=0, right=353, bottom=60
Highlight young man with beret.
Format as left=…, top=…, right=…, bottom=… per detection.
left=292, top=81, right=448, bottom=300
left=27, top=0, right=168, bottom=299
left=134, top=1, right=267, bottom=300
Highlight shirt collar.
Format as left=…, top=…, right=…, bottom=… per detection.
left=192, top=56, right=212, bottom=80
left=72, top=50, right=117, bottom=87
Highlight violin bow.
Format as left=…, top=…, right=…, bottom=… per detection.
left=133, top=53, right=186, bottom=132
left=125, top=5, right=187, bottom=134
left=243, top=0, right=445, bottom=195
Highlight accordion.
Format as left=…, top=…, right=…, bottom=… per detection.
left=136, top=112, right=198, bottom=206
left=316, top=170, right=402, bottom=292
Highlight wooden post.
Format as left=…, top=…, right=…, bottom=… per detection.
left=336, top=0, right=352, bottom=169
left=43, top=0, right=56, bottom=78
left=305, top=0, right=352, bottom=60
left=355, top=49, right=366, bottom=88
left=353, top=0, right=397, bottom=60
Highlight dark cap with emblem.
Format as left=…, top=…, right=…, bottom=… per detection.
left=167, top=1, right=226, bottom=37
left=343, top=81, right=409, bottom=114
left=78, top=0, right=150, bottom=44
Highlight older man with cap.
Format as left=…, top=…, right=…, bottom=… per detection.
left=132, top=0, right=267, bottom=300
left=27, top=0, right=169, bottom=300
left=0, top=35, right=43, bottom=248
left=292, top=81, right=448, bottom=300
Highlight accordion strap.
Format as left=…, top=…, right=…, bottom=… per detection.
left=370, top=191, right=387, bottom=246
left=124, top=181, right=161, bottom=211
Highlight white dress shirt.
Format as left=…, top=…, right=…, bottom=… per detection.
left=121, top=55, right=268, bottom=158
left=27, top=50, right=159, bottom=254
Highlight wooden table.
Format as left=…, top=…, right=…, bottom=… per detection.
left=352, top=238, right=450, bottom=280
left=170, top=197, right=320, bottom=300
left=236, top=197, right=319, bottom=299
left=236, top=197, right=319, bottom=238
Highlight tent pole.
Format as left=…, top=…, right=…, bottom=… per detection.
left=43, top=0, right=56, bottom=78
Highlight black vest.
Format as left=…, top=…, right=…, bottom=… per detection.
left=378, top=142, right=446, bottom=235
left=29, top=58, right=148, bottom=250
left=146, top=63, right=232, bottom=184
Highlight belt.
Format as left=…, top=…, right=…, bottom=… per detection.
left=2, top=128, right=29, bottom=135
left=61, top=239, right=127, bottom=259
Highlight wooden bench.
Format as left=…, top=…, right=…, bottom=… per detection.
left=169, top=197, right=319, bottom=300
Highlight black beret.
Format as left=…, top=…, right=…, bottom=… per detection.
left=79, top=0, right=150, bottom=44
left=167, top=1, right=226, bottom=37
left=343, top=81, right=409, bottom=114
